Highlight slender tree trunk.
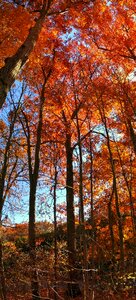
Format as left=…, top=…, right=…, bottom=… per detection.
left=78, top=146, right=89, bottom=300
left=114, top=173, right=124, bottom=268
left=98, top=99, right=124, bottom=268
left=29, top=179, right=40, bottom=300
left=0, top=107, right=19, bottom=300
left=0, top=217, right=7, bottom=300
left=89, top=135, right=96, bottom=300
left=0, top=179, right=5, bottom=222
left=22, top=78, right=48, bottom=300
left=108, top=188, right=115, bottom=264
left=116, top=144, right=136, bottom=235
left=21, top=61, right=53, bottom=300
left=65, top=132, right=81, bottom=297
left=103, top=123, right=124, bottom=268
left=75, top=115, right=89, bottom=300
left=0, top=177, right=10, bottom=300
left=127, top=119, right=136, bottom=154
left=118, top=95, right=136, bottom=154
left=65, top=132, right=76, bottom=271
left=0, top=2, right=50, bottom=108
left=89, top=135, right=95, bottom=268
left=53, top=166, right=58, bottom=300
left=115, top=143, right=136, bottom=271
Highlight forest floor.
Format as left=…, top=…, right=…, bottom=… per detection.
left=7, top=279, right=136, bottom=300
left=7, top=290, right=136, bottom=300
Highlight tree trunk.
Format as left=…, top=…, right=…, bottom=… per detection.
left=78, top=147, right=89, bottom=300
left=66, top=132, right=76, bottom=271
left=0, top=219, right=7, bottom=300
left=89, top=135, right=95, bottom=266
left=0, top=3, right=49, bottom=108
left=65, top=133, right=81, bottom=298
left=75, top=110, right=89, bottom=300
left=116, top=143, right=136, bottom=235
left=98, top=99, right=124, bottom=268
left=0, top=178, right=5, bottom=220
left=89, top=135, right=96, bottom=299
left=21, top=63, right=52, bottom=300
left=0, top=107, right=19, bottom=300
left=105, top=126, right=124, bottom=268
left=108, top=190, right=115, bottom=265
left=53, top=166, right=58, bottom=300
left=0, top=188, right=7, bottom=300
left=127, top=119, right=136, bottom=154
left=29, top=180, right=40, bottom=300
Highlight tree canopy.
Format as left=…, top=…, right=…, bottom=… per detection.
left=0, top=1, right=136, bottom=300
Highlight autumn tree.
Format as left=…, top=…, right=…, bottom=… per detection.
left=0, top=87, right=26, bottom=300
left=0, top=0, right=136, bottom=298
left=18, top=61, right=54, bottom=299
left=0, top=0, right=96, bottom=108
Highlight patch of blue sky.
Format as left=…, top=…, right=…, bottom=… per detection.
left=2, top=178, right=29, bottom=224
left=36, top=183, right=67, bottom=224
left=3, top=174, right=67, bottom=224
left=60, top=26, right=80, bottom=46
left=106, top=1, right=112, bottom=6
left=1, top=80, right=31, bottom=117
left=93, top=123, right=123, bottom=143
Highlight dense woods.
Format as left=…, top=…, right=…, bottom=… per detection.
left=0, top=0, right=136, bottom=299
